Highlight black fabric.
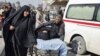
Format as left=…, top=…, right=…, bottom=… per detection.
left=2, top=7, right=17, bottom=56
left=5, top=8, right=16, bottom=20
left=58, top=10, right=63, bottom=17
left=3, top=5, right=36, bottom=56
left=35, top=21, right=60, bottom=40
left=9, top=8, right=16, bottom=17
left=12, top=37, right=28, bottom=56
left=3, top=7, right=20, bottom=46
left=11, top=5, right=36, bottom=47
left=45, top=14, right=50, bottom=21
left=36, top=27, right=50, bottom=40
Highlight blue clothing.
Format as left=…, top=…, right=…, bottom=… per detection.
left=36, top=39, right=67, bottom=56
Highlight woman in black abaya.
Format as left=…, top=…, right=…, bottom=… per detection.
left=9, top=5, right=36, bottom=56
left=2, top=8, right=19, bottom=56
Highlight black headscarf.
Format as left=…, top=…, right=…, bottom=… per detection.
left=4, top=3, right=16, bottom=19
left=11, top=5, right=36, bottom=47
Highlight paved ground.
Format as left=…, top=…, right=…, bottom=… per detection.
left=0, top=38, right=5, bottom=55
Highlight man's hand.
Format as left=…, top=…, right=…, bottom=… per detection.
left=10, top=25, right=15, bottom=30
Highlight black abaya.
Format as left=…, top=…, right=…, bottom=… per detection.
left=2, top=8, right=16, bottom=56
left=11, top=5, right=36, bottom=56
left=3, top=5, right=36, bottom=56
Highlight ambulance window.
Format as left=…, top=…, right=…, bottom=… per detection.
left=66, top=5, right=95, bottom=20
left=96, top=7, right=100, bottom=21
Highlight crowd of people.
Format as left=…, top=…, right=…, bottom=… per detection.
left=0, top=2, right=67, bottom=56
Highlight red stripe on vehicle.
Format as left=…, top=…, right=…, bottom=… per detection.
left=64, top=19, right=100, bottom=27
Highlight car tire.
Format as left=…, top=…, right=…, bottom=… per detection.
left=71, top=36, right=86, bottom=54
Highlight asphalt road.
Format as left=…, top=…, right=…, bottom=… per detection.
left=0, top=38, right=4, bottom=55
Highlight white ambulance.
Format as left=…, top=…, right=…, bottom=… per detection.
left=63, top=0, right=100, bottom=55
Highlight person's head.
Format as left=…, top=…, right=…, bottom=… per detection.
left=6, top=3, right=12, bottom=10
left=2, top=4, right=9, bottom=12
left=37, top=6, right=42, bottom=11
left=23, top=9, right=30, bottom=17
left=13, top=5, right=30, bottom=19
left=54, top=14, right=63, bottom=24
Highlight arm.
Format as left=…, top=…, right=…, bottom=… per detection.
left=36, top=13, right=42, bottom=24
left=58, top=23, right=65, bottom=36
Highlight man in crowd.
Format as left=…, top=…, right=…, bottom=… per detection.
left=36, top=14, right=65, bottom=40
left=35, top=14, right=67, bottom=56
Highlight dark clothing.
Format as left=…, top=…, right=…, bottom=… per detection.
left=3, top=5, right=36, bottom=56
left=36, top=27, right=50, bottom=40
left=5, top=8, right=16, bottom=20
left=3, top=7, right=16, bottom=43
left=12, top=16, right=35, bottom=47
left=6, top=8, right=16, bottom=18
left=35, top=21, right=65, bottom=40
left=3, top=15, right=16, bottom=56
left=18, top=46, right=28, bottom=56
left=2, top=8, right=16, bottom=56
left=12, top=37, right=28, bottom=56
left=57, top=22, right=65, bottom=37
left=58, top=10, right=63, bottom=17
left=45, top=13, right=50, bottom=21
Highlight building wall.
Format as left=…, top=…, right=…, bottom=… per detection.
left=42, top=0, right=67, bottom=13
